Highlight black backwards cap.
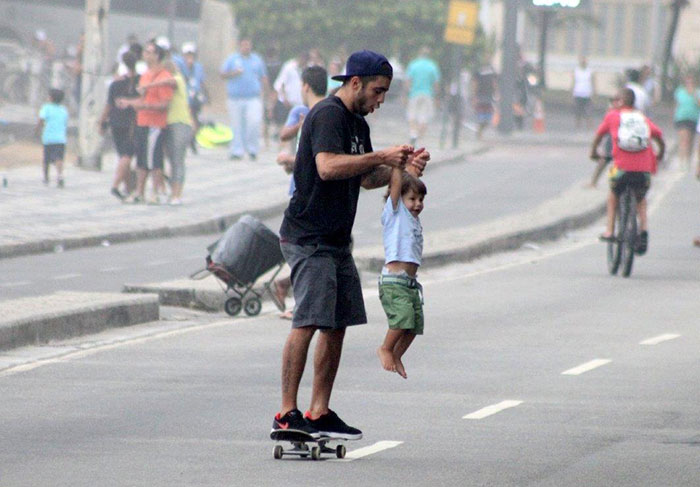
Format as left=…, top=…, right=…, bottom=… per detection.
left=331, top=50, right=393, bottom=81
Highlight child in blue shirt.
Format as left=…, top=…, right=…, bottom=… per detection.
left=377, top=149, right=427, bottom=379
left=36, top=89, right=69, bottom=187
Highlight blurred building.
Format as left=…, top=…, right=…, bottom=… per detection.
left=0, top=0, right=199, bottom=59
left=484, top=0, right=700, bottom=95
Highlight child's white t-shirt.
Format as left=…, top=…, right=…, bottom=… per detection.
left=382, top=197, right=423, bottom=266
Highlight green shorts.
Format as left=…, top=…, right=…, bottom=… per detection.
left=379, top=282, right=424, bottom=335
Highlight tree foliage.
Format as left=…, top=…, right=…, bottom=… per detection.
left=229, top=0, right=458, bottom=64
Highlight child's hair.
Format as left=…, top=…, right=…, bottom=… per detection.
left=384, top=172, right=427, bottom=201
left=49, top=88, right=64, bottom=104
left=122, top=50, right=138, bottom=71
left=302, top=65, right=328, bottom=97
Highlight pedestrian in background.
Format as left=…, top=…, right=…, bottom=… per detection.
left=160, top=60, right=194, bottom=205
left=36, top=88, right=68, bottom=188
left=220, top=39, right=269, bottom=161
left=673, top=73, right=700, bottom=172
left=572, top=56, right=595, bottom=129
left=100, top=50, right=140, bottom=200
left=472, top=61, right=497, bottom=140
left=175, top=42, right=207, bottom=153
left=118, top=41, right=173, bottom=204
left=405, top=46, right=441, bottom=147
left=273, top=65, right=328, bottom=320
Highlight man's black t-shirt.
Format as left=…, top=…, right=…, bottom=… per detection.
left=280, top=95, right=373, bottom=247
left=107, top=74, right=140, bottom=128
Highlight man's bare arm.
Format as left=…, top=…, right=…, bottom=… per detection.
left=361, top=165, right=392, bottom=189
left=316, top=145, right=411, bottom=181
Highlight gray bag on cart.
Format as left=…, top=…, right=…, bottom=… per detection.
left=210, top=215, right=284, bottom=285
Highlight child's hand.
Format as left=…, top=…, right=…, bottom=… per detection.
left=407, top=147, right=429, bottom=177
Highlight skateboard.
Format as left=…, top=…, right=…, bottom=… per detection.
left=270, top=430, right=348, bottom=460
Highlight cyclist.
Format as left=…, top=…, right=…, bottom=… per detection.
left=589, top=87, right=665, bottom=255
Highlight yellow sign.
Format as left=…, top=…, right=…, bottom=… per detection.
left=444, top=0, right=479, bottom=45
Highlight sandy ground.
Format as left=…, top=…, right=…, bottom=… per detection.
left=0, top=140, right=75, bottom=170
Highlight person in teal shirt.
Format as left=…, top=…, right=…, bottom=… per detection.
left=405, top=47, right=441, bottom=146
left=36, top=88, right=69, bottom=187
left=673, top=74, right=700, bottom=170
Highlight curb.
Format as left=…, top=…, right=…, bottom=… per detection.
left=0, top=202, right=289, bottom=260
left=0, top=292, right=159, bottom=351
left=0, top=147, right=480, bottom=260
left=354, top=202, right=606, bottom=272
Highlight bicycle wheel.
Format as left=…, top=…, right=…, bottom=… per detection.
left=607, top=199, right=623, bottom=275
left=620, top=188, right=637, bottom=278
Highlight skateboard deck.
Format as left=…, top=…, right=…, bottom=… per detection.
left=270, top=430, right=350, bottom=460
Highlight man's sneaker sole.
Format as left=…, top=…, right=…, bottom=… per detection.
left=314, top=431, right=362, bottom=441
left=270, top=428, right=321, bottom=440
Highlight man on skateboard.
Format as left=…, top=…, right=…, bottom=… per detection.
left=271, top=50, right=430, bottom=440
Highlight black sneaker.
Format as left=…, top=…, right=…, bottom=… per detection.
left=635, top=230, right=648, bottom=255
left=304, top=410, right=362, bottom=440
left=271, top=409, right=320, bottom=439
left=111, top=187, right=124, bottom=201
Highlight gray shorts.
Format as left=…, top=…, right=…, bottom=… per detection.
left=280, top=241, right=367, bottom=330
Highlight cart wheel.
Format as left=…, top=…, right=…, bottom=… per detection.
left=311, top=446, right=321, bottom=460
left=336, top=444, right=346, bottom=459
left=273, top=444, right=283, bottom=460
left=224, top=297, right=242, bottom=316
left=243, top=297, right=262, bottom=316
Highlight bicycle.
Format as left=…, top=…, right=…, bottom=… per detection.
left=607, top=182, right=637, bottom=278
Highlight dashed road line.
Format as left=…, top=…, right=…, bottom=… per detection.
left=50, top=273, right=82, bottom=281
left=561, top=359, right=611, bottom=376
left=144, top=259, right=173, bottom=267
left=332, top=441, right=403, bottom=462
left=640, top=333, right=680, bottom=346
left=463, top=400, right=523, bottom=419
left=0, top=281, right=31, bottom=288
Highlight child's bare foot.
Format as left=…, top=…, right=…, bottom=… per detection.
left=394, top=356, right=407, bottom=379
left=377, top=347, right=396, bottom=373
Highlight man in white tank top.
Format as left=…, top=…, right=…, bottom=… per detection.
left=572, top=56, right=595, bottom=129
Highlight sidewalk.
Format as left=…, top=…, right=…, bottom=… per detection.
left=0, top=113, right=471, bottom=259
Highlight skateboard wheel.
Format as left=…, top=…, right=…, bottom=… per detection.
left=311, top=446, right=321, bottom=460
left=336, top=444, right=346, bottom=459
left=273, top=444, right=283, bottom=459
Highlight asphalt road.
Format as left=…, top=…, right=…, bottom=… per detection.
left=0, top=142, right=592, bottom=301
left=1, top=176, right=698, bottom=486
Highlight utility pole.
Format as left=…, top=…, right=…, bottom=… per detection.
left=167, top=0, right=177, bottom=43
left=498, top=0, right=519, bottom=134
left=77, top=0, right=110, bottom=170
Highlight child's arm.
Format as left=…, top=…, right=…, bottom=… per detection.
left=389, top=166, right=403, bottom=211
left=35, top=119, right=44, bottom=139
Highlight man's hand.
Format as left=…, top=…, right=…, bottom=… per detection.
left=379, top=144, right=413, bottom=169
left=407, top=147, right=429, bottom=177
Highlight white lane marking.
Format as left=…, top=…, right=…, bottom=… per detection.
left=0, top=319, right=237, bottom=378
left=50, top=273, right=82, bottom=281
left=463, top=400, right=523, bottom=419
left=561, top=359, right=611, bottom=376
left=640, top=333, right=681, bottom=346
left=100, top=266, right=125, bottom=272
left=0, top=281, right=31, bottom=288
left=332, top=441, right=403, bottom=462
